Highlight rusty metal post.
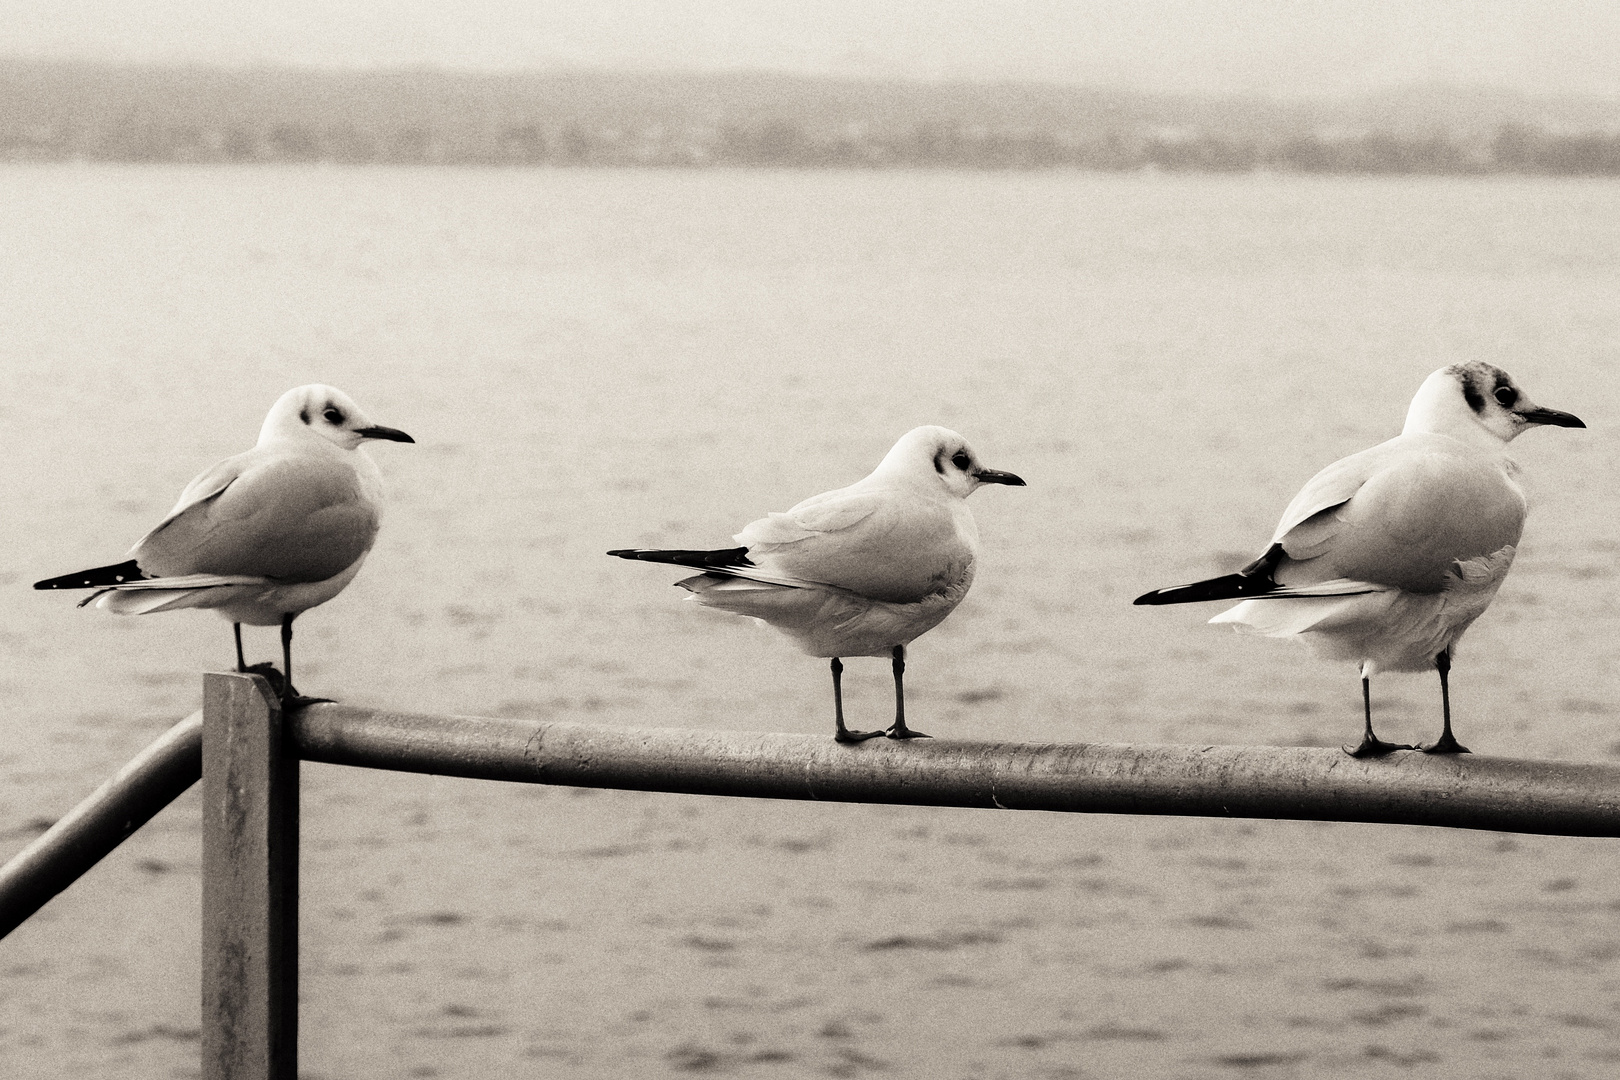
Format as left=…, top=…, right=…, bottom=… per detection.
left=202, top=672, right=297, bottom=1080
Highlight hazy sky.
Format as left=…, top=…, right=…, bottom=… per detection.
left=4, top=1, right=1619, bottom=97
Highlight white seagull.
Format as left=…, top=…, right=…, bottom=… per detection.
left=35, top=385, right=413, bottom=703
left=1135, top=362, right=1583, bottom=757
left=610, top=426, right=1025, bottom=742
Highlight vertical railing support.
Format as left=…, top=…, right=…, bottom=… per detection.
left=202, top=672, right=298, bottom=1080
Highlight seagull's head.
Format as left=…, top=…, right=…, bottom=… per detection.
left=877, top=426, right=1026, bottom=498
left=1405, top=363, right=1584, bottom=445
left=261, top=385, right=416, bottom=450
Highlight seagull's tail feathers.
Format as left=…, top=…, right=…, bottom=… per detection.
left=1262, top=578, right=1386, bottom=599
left=1210, top=581, right=1396, bottom=639
left=1213, top=596, right=1350, bottom=638
left=95, top=589, right=212, bottom=615
left=676, top=574, right=780, bottom=595
left=676, top=573, right=877, bottom=655
left=676, top=571, right=806, bottom=617
left=87, top=574, right=273, bottom=614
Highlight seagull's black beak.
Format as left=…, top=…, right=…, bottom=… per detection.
left=975, top=469, right=1026, bottom=486
left=356, top=425, right=415, bottom=443
left=1519, top=406, right=1585, bottom=429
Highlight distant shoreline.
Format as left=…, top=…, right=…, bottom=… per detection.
left=4, top=59, right=1618, bottom=175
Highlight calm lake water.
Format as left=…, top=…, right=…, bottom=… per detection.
left=3, top=165, right=1620, bottom=1078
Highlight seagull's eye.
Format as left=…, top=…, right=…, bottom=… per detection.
left=1494, top=386, right=1518, bottom=407
left=951, top=450, right=972, bottom=471
left=323, top=406, right=345, bottom=425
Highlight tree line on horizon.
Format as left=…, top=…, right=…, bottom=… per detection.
left=2, top=60, right=1618, bottom=175
left=5, top=118, right=1618, bottom=175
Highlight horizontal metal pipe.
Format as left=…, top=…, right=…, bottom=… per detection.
left=0, top=710, right=203, bottom=940
left=6, top=689, right=1620, bottom=943
left=294, top=703, right=1620, bottom=837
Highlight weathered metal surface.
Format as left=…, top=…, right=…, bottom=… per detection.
left=0, top=709, right=203, bottom=941
left=295, top=703, right=1620, bottom=837
left=8, top=684, right=1620, bottom=954
left=202, top=673, right=298, bottom=1080
left=13, top=671, right=1620, bottom=1080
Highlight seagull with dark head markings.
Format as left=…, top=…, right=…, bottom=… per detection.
left=35, top=385, right=414, bottom=704
left=610, top=426, right=1025, bottom=743
left=1135, top=362, right=1583, bottom=757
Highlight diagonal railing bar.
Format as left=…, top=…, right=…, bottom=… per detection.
left=0, top=709, right=202, bottom=940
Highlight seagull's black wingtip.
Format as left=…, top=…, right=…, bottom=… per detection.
left=1131, top=572, right=1282, bottom=606
left=607, top=547, right=754, bottom=569
left=34, top=559, right=145, bottom=591
left=1136, top=544, right=1287, bottom=607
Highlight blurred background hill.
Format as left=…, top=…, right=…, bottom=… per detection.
left=4, top=58, right=1619, bottom=173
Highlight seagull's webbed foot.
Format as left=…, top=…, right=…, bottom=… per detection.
left=237, top=662, right=332, bottom=708
left=1421, top=652, right=1469, bottom=754
left=834, top=727, right=886, bottom=744
left=1343, top=735, right=1412, bottom=758
left=885, top=721, right=932, bottom=741
left=830, top=657, right=884, bottom=744
left=242, top=662, right=286, bottom=695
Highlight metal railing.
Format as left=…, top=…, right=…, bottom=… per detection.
left=3, top=670, right=1620, bottom=1078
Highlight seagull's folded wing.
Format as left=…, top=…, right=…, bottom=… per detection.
left=1272, top=434, right=1526, bottom=593
left=733, top=485, right=968, bottom=603
left=131, top=450, right=381, bottom=583
left=736, top=485, right=881, bottom=546
left=1268, top=438, right=1413, bottom=554
left=162, top=452, right=251, bottom=520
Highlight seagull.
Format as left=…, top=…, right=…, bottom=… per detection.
left=35, top=385, right=413, bottom=703
left=1135, top=362, right=1583, bottom=757
left=610, top=426, right=1025, bottom=742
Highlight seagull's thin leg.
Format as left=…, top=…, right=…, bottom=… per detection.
left=277, top=612, right=333, bottom=707
left=237, top=623, right=286, bottom=693
left=281, top=613, right=298, bottom=698
left=831, top=657, right=883, bottom=743
left=1421, top=649, right=1470, bottom=754
left=885, top=645, right=930, bottom=740
left=1345, top=666, right=1410, bottom=757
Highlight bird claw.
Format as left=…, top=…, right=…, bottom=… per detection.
left=834, top=728, right=886, bottom=744
left=236, top=663, right=327, bottom=708
left=885, top=725, right=932, bottom=740
left=1419, top=735, right=1471, bottom=755
left=1342, top=736, right=1412, bottom=758
left=240, top=662, right=286, bottom=694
